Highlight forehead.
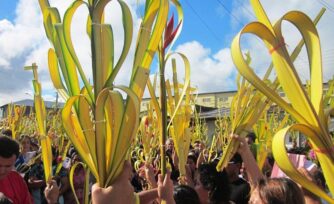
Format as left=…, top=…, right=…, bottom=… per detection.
left=167, top=139, right=173, bottom=144
left=0, top=155, right=16, bottom=166
left=21, top=137, right=31, bottom=143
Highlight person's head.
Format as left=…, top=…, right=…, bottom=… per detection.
left=1, top=129, right=12, bottom=137
left=193, top=140, right=201, bottom=150
left=174, top=185, right=200, bottom=204
left=312, top=168, right=326, bottom=190
left=70, top=149, right=81, bottom=164
left=19, top=134, right=32, bottom=153
left=193, top=140, right=205, bottom=151
left=30, top=140, right=39, bottom=151
left=226, top=153, right=242, bottom=180
left=189, top=149, right=200, bottom=160
left=187, top=154, right=197, bottom=173
left=196, top=162, right=230, bottom=204
left=0, top=135, right=20, bottom=180
left=166, top=138, right=174, bottom=151
left=249, top=178, right=305, bottom=204
left=246, top=132, right=256, bottom=145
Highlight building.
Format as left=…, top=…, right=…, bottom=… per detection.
left=0, top=99, right=64, bottom=118
left=140, top=82, right=333, bottom=147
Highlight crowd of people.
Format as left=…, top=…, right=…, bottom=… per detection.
left=0, top=128, right=331, bottom=204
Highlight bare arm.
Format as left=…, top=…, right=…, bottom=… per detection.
left=234, top=134, right=264, bottom=187
left=59, top=176, right=70, bottom=196
left=138, top=188, right=158, bottom=204
left=196, top=151, right=205, bottom=169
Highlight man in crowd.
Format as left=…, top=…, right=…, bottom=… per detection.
left=0, top=135, right=32, bottom=203
left=0, top=135, right=59, bottom=204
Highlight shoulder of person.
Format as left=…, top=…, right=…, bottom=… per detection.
left=8, top=171, right=27, bottom=184
left=10, top=170, right=23, bottom=178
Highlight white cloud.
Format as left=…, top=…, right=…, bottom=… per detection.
left=0, top=19, right=14, bottom=33
left=160, top=0, right=334, bottom=97
left=0, top=0, right=143, bottom=106
left=0, top=0, right=45, bottom=68
left=163, top=41, right=236, bottom=94
left=0, top=0, right=48, bottom=106
left=1, top=0, right=333, bottom=107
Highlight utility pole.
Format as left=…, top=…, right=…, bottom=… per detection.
left=55, top=92, right=59, bottom=109
left=24, top=63, right=38, bottom=81
left=24, top=63, right=38, bottom=115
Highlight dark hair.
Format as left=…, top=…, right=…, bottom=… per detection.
left=257, top=178, right=305, bottom=204
left=198, top=162, right=230, bottom=204
left=246, top=132, right=256, bottom=142
left=1, top=129, right=12, bottom=137
left=230, top=153, right=242, bottom=164
left=189, top=149, right=200, bottom=159
left=194, top=140, right=201, bottom=144
left=173, top=185, right=200, bottom=204
left=68, top=146, right=77, bottom=158
left=187, top=154, right=197, bottom=164
left=312, top=169, right=326, bottom=190
left=0, top=135, right=20, bottom=158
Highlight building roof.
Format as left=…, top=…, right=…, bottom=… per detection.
left=197, top=106, right=230, bottom=119
left=0, top=99, right=64, bottom=109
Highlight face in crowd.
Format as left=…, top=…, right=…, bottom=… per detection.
left=0, top=154, right=16, bottom=180
left=0, top=136, right=20, bottom=180
left=20, top=135, right=32, bottom=154
left=166, top=139, right=174, bottom=152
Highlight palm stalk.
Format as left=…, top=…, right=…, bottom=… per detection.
left=38, top=0, right=171, bottom=187
left=216, top=7, right=325, bottom=172
left=232, top=0, right=333, bottom=202
left=25, top=63, right=53, bottom=182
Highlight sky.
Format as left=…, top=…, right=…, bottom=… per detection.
left=0, top=0, right=334, bottom=106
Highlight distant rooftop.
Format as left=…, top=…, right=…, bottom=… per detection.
left=0, top=99, right=64, bottom=109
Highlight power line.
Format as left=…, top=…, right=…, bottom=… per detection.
left=215, top=0, right=246, bottom=27
left=184, top=0, right=222, bottom=43
left=320, top=0, right=334, bottom=11
left=211, top=0, right=333, bottom=80
left=234, top=0, right=256, bottom=20
left=317, top=0, right=334, bottom=12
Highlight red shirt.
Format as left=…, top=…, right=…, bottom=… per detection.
left=0, top=171, right=32, bottom=204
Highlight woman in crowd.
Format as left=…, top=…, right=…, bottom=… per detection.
left=15, top=135, right=36, bottom=168
left=195, top=162, right=231, bottom=204
left=234, top=135, right=306, bottom=204
left=173, top=185, right=200, bottom=204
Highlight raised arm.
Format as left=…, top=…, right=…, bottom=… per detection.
left=233, top=134, right=264, bottom=187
